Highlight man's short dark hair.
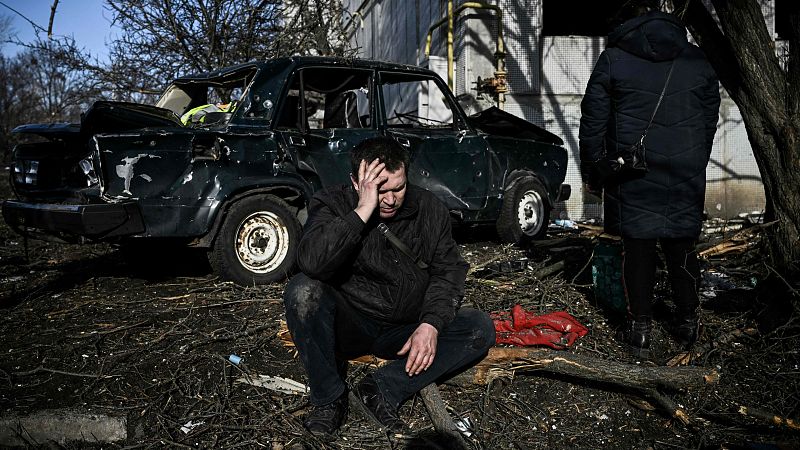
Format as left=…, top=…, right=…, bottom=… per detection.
left=350, top=137, right=410, bottom=179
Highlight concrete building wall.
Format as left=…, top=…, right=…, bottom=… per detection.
left=344, top=0, right=768, bottom=221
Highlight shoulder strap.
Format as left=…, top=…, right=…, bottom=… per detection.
left=377, top=223, right=429, bottom=270
left=642, top=61, right=675, bottom=138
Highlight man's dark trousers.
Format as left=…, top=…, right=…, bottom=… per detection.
left=284, top=273, right=495, bottom=409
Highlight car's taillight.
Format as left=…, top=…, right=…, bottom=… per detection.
left=13, top=160, right=38, bottom=186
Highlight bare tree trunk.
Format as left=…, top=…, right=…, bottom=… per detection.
left=673, top=0, right=800, bottom=275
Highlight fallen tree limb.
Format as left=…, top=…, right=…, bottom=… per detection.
left=737, top=405, right=800, bottom=432
left=638, top=388, right=691, bottom=425
left=12, top=366, right=118, bottom=379
left=698, top=406, right=800, bottom=434
left=533, top=260, right=565, bottom=279
left=419, top=384, right=470, bottom=449
left=464, top=347, right=719, bottom=392
left=699, top=220, right=777, bottom=258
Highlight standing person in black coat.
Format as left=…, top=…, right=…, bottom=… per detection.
left=579, top=1, right=720, bottom=358
left=283, top=136, right=495, bottom=438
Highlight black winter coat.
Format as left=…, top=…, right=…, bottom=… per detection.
left=579, top=11, right=720, bottom=239
left=295, top=184, right=468, bottom=333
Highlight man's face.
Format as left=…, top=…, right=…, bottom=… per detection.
left=376, top=166, right=407, bottom=219
left=351, top=162, right=408, bottom=219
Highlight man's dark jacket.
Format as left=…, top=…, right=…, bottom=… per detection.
left=579, top=11, right=720, bottom=239
left=296, top=184, right=468, bottom=333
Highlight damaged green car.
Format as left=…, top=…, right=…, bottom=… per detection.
left=3, top=57, right=570, bottom=286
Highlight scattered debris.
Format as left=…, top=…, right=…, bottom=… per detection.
left=180, top=420, right=205, bottom=434
left=492, top=305, right=588, bottom=349
left=235, top=375, right=309, bottom=395
left=0, top=409, right=127, bottom=446
left=453, top=417, right=473, bottom=437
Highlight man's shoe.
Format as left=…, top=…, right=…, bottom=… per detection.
left=353, top=374, right=407, bottom=434
left=304, top=392, right=348, bottom=438
left=616, top=318, right=652, bottom=359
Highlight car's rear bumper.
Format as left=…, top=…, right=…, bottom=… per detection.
left=2, top=200, right=145, bottom=240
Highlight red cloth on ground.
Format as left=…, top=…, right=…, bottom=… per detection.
left=491, top=305, right=588, bottom=349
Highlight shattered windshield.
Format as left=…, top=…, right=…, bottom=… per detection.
left=155, top=68, right=257, bottom=127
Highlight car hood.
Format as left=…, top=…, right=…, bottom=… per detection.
left=13, top=101, right=183, bottom=139
left=467, top=107, right=564, bottom=146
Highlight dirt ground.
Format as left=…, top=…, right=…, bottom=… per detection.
left=1, top=178, right=799, bottom=449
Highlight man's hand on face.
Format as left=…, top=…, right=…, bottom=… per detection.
left=397, top=323, right=438, bottom=376
left=353, top=158, right=387, bottom=223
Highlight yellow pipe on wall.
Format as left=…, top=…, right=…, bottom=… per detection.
left=423, top=1, right=506, bottom=104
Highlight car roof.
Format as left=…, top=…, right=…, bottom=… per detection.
left=172, top=57, right=438, bottom=83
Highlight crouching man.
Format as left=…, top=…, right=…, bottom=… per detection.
left=283, top=137, right=495, bottom=438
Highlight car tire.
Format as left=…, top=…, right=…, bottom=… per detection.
left=496, top=177, right=551, bottom=244
left=209, top=195, right=300, bottom=285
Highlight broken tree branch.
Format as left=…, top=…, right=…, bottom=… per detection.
left=737, top=405, right=800, bottom=432
left=419, top=384, right=471, bottom=449
left=47, top=0, right=59, bottom=38
left=12, top=366, right=118, bottom=379
left=533, top=260, right=565, bottom=279
left=466, top=348, right=718, bottom=392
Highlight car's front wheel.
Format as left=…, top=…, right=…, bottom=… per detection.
left=209, top=195, right=300, bottom=285
left=496, top=177, right=551, bottom=244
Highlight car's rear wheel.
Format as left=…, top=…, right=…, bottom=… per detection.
left=496, top=177, right=551, bottom=244
left=209, top=195, right=300, bottom=285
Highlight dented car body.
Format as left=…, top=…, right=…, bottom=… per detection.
left=3, top=57, right=570, bottom=285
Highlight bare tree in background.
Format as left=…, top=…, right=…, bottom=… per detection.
left=668, top=0, right=799, bottom=277
left=3, top=0, right=353, bottom=101
left=102, top=0, right=353, bottom=100
left=0, top=17, right=92, bottom=161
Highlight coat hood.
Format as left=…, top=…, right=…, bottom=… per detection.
left=608, top=11, right=688, bottom=62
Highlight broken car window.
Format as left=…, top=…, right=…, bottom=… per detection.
left=379, top=72, right=454, bottom=129
left=275, top=68, right=372, bottom=132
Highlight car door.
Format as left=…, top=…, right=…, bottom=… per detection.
left=275, top=67, right=379, bottom=189
left=377, top=71, right=494, bottom=213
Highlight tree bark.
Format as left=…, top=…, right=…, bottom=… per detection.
left=674, top=0, right=800, bottom=275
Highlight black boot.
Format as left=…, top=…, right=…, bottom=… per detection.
left=617, top=317, right=652, bottom=359
left=353, top=374, right=408, bottom=434
left=673, top=314, right=700, bottom=348
left=304, top=391, right=349, bottom=438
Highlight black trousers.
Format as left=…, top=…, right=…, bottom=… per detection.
left=283, top=273, right=495, bottom=408
left=621, top=237, right=701, bottom=320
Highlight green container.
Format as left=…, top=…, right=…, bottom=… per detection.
left=591, top=239, right=627, bottom=316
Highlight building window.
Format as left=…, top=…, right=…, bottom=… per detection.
left=542, top=0, right=630, bottom=36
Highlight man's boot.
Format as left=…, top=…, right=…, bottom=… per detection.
left=304, top=391, right=349, bottom=439
left=616, top=317, right=652, bottom=359
left=353, top=373, right=408, bottom=434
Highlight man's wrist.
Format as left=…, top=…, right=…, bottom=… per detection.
left=354, top=204, right=374, bottom=223
left=420, top=317, right=444, bottom=334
